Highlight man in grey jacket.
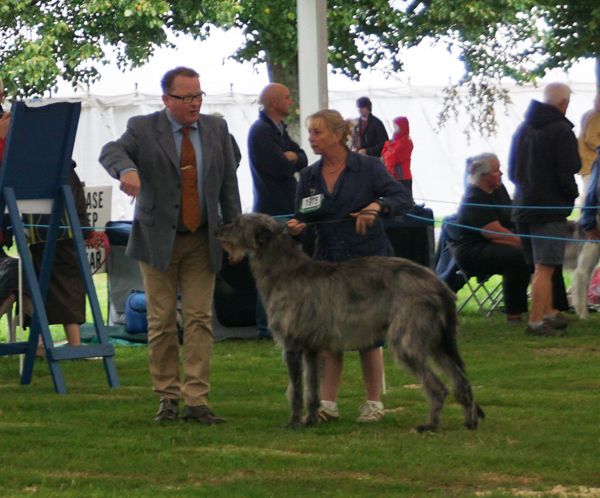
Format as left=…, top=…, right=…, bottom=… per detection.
left=100, top=67, right=241, bottom=423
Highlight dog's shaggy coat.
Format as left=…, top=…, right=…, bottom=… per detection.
left=568, top=219, right=600, bottom=318
left=217, top=214, right=484, bottom=431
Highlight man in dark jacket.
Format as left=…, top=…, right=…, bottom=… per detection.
left=509, top=82, right=580, bottom=337
left=248, top=83, right=308, bottom=338
left=248, top=83, right=308, bottom=216
left=353, top=96, right=389, bottom=157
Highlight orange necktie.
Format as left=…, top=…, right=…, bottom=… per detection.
left=180, top=126, right=201, bottom=232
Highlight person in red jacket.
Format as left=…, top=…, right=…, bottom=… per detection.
left=381, top=116, right=414, bottom=195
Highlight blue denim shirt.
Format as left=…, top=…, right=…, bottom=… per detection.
left=294, top=151, right=413, bottom=262
left=579, top=146, right=600, bottom=231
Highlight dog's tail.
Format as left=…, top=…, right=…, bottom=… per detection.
left=439, top=285, right=465, bottom=372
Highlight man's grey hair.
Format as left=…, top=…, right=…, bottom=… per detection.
left=466, top=153, right=498, bottom=185
left=543, top=82, right=571, bottom=107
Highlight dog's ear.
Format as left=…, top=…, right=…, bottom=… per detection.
left=255, top=226, right=275, bottom=246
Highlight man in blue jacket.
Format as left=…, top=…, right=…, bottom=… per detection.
left=248, top=83, right=308, bottom=338
left=509, top=82, right=580, bottom=337
left=248, top=83, right=308, bottom=216
left=579, top=146, right=600, bottom=239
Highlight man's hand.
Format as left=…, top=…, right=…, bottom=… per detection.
left=120, top=170, right=140, bottom=199
left=358, top=148, right=367, bottom=155
left=0, top=112, right=11, bottom=139
left=284, top=151, right=298, bottom=163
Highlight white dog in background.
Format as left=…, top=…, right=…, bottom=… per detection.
left=570, top=217, right=600, bottom=319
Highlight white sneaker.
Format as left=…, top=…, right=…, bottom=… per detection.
left=356, top=401, right=385, bottom=422
left=318, top=401, right=340, bottom=422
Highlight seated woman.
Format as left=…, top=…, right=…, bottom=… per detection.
left=454, top=153, right=530, bottom=323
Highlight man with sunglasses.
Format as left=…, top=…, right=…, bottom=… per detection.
left=100, top=66, right=241, bottom=424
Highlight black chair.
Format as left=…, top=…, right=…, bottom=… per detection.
left=436, top=215, right=504, bottom=318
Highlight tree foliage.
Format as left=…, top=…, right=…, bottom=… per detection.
left=2, top=0, right=598, bottom=136
left=0, top=0, right=233, bottom=97
left=222, top=0, right=403, bottom=78
left=0, top=0, right=404, bottom=99
left=407, top=0, right=599, bottom=73
left=401, top=0, right=600, bottom=136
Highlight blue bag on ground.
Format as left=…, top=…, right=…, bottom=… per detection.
left=125, top=292, right=147, bottom=334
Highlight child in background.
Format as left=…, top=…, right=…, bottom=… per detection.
left=381, top=116, right=414, bottom=195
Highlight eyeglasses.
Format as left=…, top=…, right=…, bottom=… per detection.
left=167, top=92, right=206, bottom=104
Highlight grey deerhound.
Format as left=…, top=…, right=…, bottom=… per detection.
left=217, top=213, right=484, bottom=432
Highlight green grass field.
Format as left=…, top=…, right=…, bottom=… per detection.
left=0, top=274, right=599, bottom=497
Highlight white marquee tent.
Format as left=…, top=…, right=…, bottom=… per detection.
left=19, top=79, right=596, bottom=224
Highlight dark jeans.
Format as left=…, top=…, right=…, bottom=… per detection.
left=255, top=293, right=272, bottom=339
left=456, top=242, right=531, bottom=315
left=552, top=265, right=569, bottom=312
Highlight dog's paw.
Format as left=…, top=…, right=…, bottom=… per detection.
left=463, top=419, right=479, bottom=430
left=413, top=424, right=437, bottom=434
left=476, top=404, right=485, bottom=420
left=301, top=415, right=319, bottom=428
left=286, top=416, right=303, bottom=429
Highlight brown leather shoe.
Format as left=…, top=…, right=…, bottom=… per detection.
left=154, top=398, right=179, bottom=422
left=181, top=405, right=226, bottom=424
left=543, top=313, right=573, bottom=330
left=525, top=323, right=566, bottom=337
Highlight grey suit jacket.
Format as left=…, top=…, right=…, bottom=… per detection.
left=99, top=110, right=241, bottom=272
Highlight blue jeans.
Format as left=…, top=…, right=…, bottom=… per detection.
left=255, top=293, right=272, bottom=339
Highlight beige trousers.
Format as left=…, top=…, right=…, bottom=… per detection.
left=140, top=228, right=215, bottom=407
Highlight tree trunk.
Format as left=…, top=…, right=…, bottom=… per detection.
left=267, top=57, right=301, bottom=142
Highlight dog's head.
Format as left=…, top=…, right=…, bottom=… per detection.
left=217, top=213, right=284, bottom=259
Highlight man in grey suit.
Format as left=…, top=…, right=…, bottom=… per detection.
left=100, top=67, right=241, bottom=423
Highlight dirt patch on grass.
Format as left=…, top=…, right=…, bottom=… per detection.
left=533, top=346, right=600, bottom=357
left=194, top=444, right=318, bottom=458
left=479, top=473, right=541, bottom=485
left=200, top=469, right=411, bottom=486
left=476, top=485, right=600, bottom=497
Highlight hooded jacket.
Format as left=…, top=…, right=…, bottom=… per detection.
left=508, top=100, right=580, bottom=223
left=353, top=113, right=389, bottom=157
left=381, top=117, right=413, bottom=181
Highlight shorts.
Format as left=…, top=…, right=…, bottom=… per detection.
left=516, top=221, right=566, bottom=266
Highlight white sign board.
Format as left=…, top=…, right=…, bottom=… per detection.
left=84, top=185, right=112, bottom=274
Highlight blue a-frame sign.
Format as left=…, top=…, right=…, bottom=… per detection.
left=0, top=100, right=120, bottom=394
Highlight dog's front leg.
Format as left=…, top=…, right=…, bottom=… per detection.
left=572, top=242, right=600, bottom=318
left=302, top=350, right=321, bottom=427
left=285, top=348, right=304, bottom=428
